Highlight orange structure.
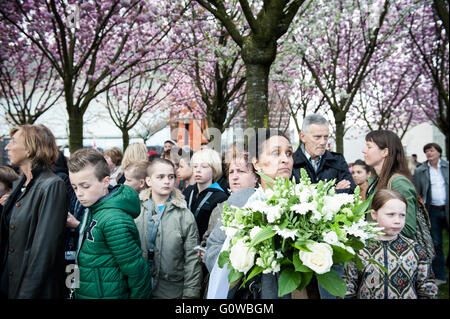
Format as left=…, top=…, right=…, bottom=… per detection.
left=169, top=103, right=209, bottom=151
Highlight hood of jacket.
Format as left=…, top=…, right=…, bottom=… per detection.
left=90, top=184, right=141, bottom=218
left=139, top=186, right=187, bottom=210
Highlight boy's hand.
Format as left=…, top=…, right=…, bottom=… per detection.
left=66, top=212, right=80, bottom=228
left=198, top=250, right=205, bottom=263
left=0, top=193, right=10, bottom=206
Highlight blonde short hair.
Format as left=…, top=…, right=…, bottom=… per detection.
left=124, top=160, right=150, bottom=180
left=191, top=149, right=223, bottom=182
left=121, top=142, right=148, bottom=172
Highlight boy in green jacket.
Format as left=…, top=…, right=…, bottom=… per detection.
left=68, top=148, right=151, bottom=299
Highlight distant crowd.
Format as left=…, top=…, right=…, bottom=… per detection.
left=0, top=114, right=447, bottom=299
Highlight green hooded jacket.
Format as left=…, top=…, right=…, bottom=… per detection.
left=75, top=184, right=151, bottom=299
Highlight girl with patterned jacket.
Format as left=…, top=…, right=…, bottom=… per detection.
left=343, top=189, right=437, bottom=299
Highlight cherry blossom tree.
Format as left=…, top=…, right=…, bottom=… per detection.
left=194, top=0, right=311, bottom=130
left=168, top=4, right=246, bottom=134
left=404, top=0, right=449, bottom=156
left=104, top=65, right=176, bottom=150
left=355, top=47, right=423, bottom=139
left=270, top=50, right=325, bottom=136
left=291, top=0, right=413, bottom=153
left=0, top=40, right=63, bottom=125
left=0, top=0, right=186, bottom=152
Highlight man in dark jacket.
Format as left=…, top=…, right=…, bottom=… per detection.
left=292, top=114, right=356, bottom=194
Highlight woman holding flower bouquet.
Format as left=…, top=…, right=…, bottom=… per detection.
left=206, top=129, right=366, bottom=299
left=206, top=129, right=295, bottom=298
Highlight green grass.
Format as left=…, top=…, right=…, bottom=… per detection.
left=437, top=229, right=449, bottom=299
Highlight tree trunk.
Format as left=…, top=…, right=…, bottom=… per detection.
left=333, top=110, right=346, bottom=154
left=241, top=37, right=276, bottom=130
left=244, top=63, right=270, bottom=129
left=122, top=128, right=130, bottom=151
left=335, top=120, right=345, bottom=154
left=68, top=109, right=83, bottom=153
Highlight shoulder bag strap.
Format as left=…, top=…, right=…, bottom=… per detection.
left=194, top=191, right=213, bottom=220
left=387, top=173, right=402, bottom=189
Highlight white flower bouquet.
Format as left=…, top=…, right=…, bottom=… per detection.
left=218, top=169, right=383, bottom=298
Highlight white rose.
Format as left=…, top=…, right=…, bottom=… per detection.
left=229, top=239, right=256, bottom=274
left=299, top=242, right=333, bottom=274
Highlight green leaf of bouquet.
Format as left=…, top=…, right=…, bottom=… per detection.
left=257, top=172, right=276, bottom=186
left=347, top=238, right=365, bottom=251
left=297, top=271, right=313, bottom=291
left=368, top=258, right=388, bottom=275
left=227, top=267, right=243, bottom=286
left=278, top=268, right=302, bottom=298
left=352, top=192, right=375, bottom=215
left=292, top=240, right=313, bottom=252
left=293, top=251, right=312, bottom=272
left=331, top=245, right=355, bottom=264
left=354, top=254, right=365, bottom=270
left=218, top=251, right=230, bottom=268
left=250, top=227, right=276, bottom=246
left=316, top=269, right=347, bottom=299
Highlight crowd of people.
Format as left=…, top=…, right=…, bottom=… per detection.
left=0, top=113, right=447, bottom=299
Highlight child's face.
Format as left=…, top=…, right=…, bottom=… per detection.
left=124, top=170, right=146, bottom=193
left=145, top=163, right=176, bottom=197
left=371, top=199, right=406, bottom=240
left=192, top=162, right=214, bottom=185
left=69, top=165, right=110, bottom=207
left=352, top=165, right=370, bottom=186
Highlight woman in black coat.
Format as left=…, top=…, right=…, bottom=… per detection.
left=0, top=124, right=68, bottom=299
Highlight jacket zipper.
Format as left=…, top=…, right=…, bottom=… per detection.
left=383, top=241, right=388, bottom=299
left=95, top=268, right=104, bottom=298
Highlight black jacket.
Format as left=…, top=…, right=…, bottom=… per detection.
left=0, top=166, right=68, bottom=298
left=292, top=145, right=356, bottom=194
left=182, top=182, right=228, bottom=239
